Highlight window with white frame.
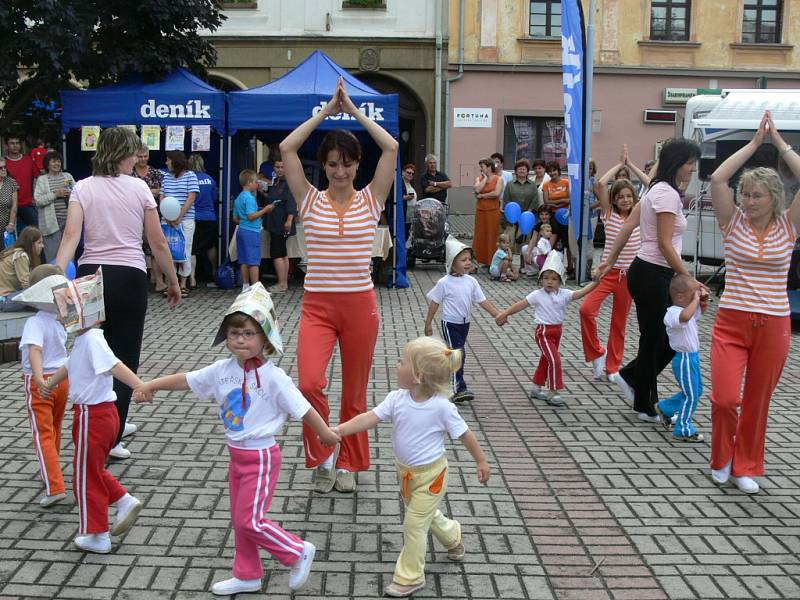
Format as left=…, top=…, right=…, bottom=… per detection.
left=742, top=0, right=782, bottom=43
left=529, top=1, right=562, bottom=38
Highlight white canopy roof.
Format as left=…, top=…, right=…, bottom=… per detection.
left=693, top=89, right=800, bottom=132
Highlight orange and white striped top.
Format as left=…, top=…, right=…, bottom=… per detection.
left=300, top=185, right=381, bottom=293
left=601, top=210, right=641, bottom=270
left=719, top=208, right=797, bottom=317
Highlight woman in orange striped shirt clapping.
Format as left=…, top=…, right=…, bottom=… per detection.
left=707, top=111, right=800, bottom=494
left=280, top=77, right=398, bottom=494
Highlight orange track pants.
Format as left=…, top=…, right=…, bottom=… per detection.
left=24, top=374, right=69, bottom=496
left=579, top=268, right=633, bottom=375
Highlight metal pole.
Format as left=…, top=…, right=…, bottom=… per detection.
left=579, top=0, right=596, bottom=283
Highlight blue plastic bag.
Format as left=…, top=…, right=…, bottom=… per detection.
left=162, top=224, right=187, bottom=262
left=3, top=230, right=16, bottom=248
left=215, top=260, right=241, bottom=290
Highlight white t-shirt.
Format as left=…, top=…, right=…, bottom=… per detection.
left=426, top=274, right=486, bottom=323
left=638, top=182, right=686, bottom=268
left=19, top=311, right=67, bottom=375
left=536, top=237, right=552, bottom=256
left=68, top=328, right=120, bottom=405
left=373, top=389, right=469, bottom=467
left=187, top=358, right=311, bottom=447
left=526, top=288, right=575, bottom=325
left=664, top=305, right=702, bottom=353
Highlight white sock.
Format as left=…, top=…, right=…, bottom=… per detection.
left=321, top=455, right=334, bottom=470
left=242, top=283, right=250, bottom=291
left=336, top=468, right=351, bottom=474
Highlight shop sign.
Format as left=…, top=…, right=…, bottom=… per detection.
left=453, top=108, right=492, bottom=128
left=663, top=88, right=699, bottom=105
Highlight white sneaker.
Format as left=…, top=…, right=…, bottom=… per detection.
left=288, top=541, right=316, bottom=591
left=74, top=532, right=111, bottom=554
left=711, top=460, right=732, bottom=485
left=40, top=492, right=66, bottom=507
left=529, top=384, right=548, bottom=400
left=730, top=475, right=760, bottom=494
left=608, top=372, right=634, bottom=403
left=637, top=412, right=661, bottom=424
left=591, top=353, right=607, bottom=380
left=109, top=443, right=130, bottom=460
left=211, top=577, right=261, bottom=596
left=111, top=494, right=142, bottom=535
left=122, top=422, right=137, bottom=438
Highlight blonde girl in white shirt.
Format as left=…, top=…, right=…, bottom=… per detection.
left=330, top=337, right=491, bottom=598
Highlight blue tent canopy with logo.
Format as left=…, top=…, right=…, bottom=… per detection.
left=60, top=68, right=226, bottom=133
left=226, top=50, right=407, bottom=288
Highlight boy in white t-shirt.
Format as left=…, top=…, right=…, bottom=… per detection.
left=496, top=251, right=597, bottom=406
left=133, top=283, right=339, bottom=597
left=654, top=274, right=708, bottom=442
left=424, top=236, right=499, bottom=403
left=18, top=264, right=70, bottom=508
left=330, top=336, right=491, bottom=598
left=42, top=268, right=145, bottom=554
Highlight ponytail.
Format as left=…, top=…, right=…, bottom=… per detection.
left=405, top=337, right=462, bottom=396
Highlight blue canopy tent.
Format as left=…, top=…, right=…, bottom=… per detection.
left=60, top=68, right=228, bottom=258
left=227, top=50, right=407, bottom=288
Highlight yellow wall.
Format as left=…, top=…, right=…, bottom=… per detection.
left=450, top=0, right=800, bottom=71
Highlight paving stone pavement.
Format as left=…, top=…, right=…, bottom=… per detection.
left=0, top=256, right=798, bottom=599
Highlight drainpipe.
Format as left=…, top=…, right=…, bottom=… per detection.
left=443, top=0, right=465, bottom=170
left=433, top=0, right=443, bottom=159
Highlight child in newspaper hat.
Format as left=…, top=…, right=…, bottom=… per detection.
left=40, top=267, right=145, bottom=553
left=133, top=282, right=339, bottom=596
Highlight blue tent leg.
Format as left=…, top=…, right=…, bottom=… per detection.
left=391, top=154, right=409, bottom=288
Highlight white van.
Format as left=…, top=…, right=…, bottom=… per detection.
left=681, top=89, right=800, bottom=270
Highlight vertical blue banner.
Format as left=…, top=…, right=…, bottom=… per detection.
left=561, top=0, right=586, bottom=238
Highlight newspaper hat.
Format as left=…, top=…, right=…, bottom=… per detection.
left=52, top=268, right=105, bottom=333
left=538, top=250, right=566, bottom=284
left=13, top=274, right=69, bottom=314
left=445, top=235, right=472, bottom=273
left=213, top=282, right=284, bottom=355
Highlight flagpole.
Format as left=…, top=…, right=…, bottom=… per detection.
left=579, top=0, right=596, bottom=282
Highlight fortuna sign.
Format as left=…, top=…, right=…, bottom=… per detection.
left=140, top=99, right=211, bottom=119
left=312, top=101, right=384, bottom=121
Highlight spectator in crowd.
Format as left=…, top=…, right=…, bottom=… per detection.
left=502, top=159, right=539, bottom=251
left=161, top=151, right=199, bottom=297
left=187, top=154, right=218, bottom=288
left=257, top=142, right=280, bottom=184
left=0, top=226, right=42, bottom=311
left=263, top=159, right=297, bottom=294
left=542, top=161, right=571, bottom=270
left=34, top=151, right=75, bottom=260
left=472, top=157, right=503, bottom=265
left=402, top=163, right=417, bottom=241
left=56, top=126, right=181, bottom=460
left=530, top=158, right=550, bottom=207
left=132, top=147, right=165, bottom=291
left=4, top=134, right=39, bottom=231
left=30, top=137, right=48, bottom=175
left=491, top=152, right=514, bottom=196
left=420, top=154, right=451, bottom=206
left=0, top=157, right=19, bottom=235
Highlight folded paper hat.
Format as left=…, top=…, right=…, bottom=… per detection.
left=212, top=282, right=284, bottom=354
left=15, top=268, right=105, bottom=333
left=445, top=235, right=472, bottom=274
left=13, top=274, right=69, bottom=314
left=539, top=250, right=566, bottom=284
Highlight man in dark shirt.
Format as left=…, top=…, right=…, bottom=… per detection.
left=263, top=159, right=297, bottom=293
left=419, top=153, right=452, bottom=205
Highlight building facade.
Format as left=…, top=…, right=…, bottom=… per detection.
left=446, top=0, right=800, bottom=209
left=206, top=0, right=448, bottom=168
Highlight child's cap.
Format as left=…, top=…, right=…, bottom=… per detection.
left=445, top=235, right=472, bottom=274
left=53, top=268, right=105, bottom=332
left=212, top=282, right=283, bottom=354
left=13, top=273, right=69, bottom=314
left=538, top=250, right=566, bottom=284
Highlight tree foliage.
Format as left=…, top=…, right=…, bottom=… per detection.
left=0, top=0, right=225, bottom=134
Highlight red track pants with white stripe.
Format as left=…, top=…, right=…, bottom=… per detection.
left=228, top=445, right=305, bottom=580
left=72, top=403, right=127, bottom=534
left=25, top=374, right=69, bottom=496
left=533, top=324, right=564, bottom=391
left=579, top=268, right=633, bottom=375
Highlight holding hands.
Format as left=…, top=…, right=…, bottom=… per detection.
left=319, top=426, right=341, bottom=448
left=133, top=383, right=155, bottom=404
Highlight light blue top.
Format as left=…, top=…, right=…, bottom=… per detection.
left=234, top=191, right=261, bottom=232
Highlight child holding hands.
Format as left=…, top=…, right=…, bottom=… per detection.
left=496, top=251, right=598, bottom=406
left=134, top=283, right=339, bottom=596
left=424, top=236, right=499, bottom=402
left=329, top=336, right=490, bottom=598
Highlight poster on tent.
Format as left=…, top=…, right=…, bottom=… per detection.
left=165, top=126, right=185, bottom=151
left=141, top=125, right=161, bottom=151
left=81, top=126, right=100, bottom=151
left=191, top=125, right=210, bottom=152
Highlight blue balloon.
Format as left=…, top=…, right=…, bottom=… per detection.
left=49, top=259, right=77, bottom=280
left=555, top=208, right=570, bottom=226
left=503, top=201, right=522, bottom=224
left=518, top=211, right=536, bottom=235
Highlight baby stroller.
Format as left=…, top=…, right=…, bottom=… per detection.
left=407, top=197, right=447, bottom=269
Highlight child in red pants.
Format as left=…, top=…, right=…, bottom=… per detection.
left=496, top=251, right=597, bottom=406
left=42, top=268, right=144, bottom=554
left=134, top=283, right=339, bottom=596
